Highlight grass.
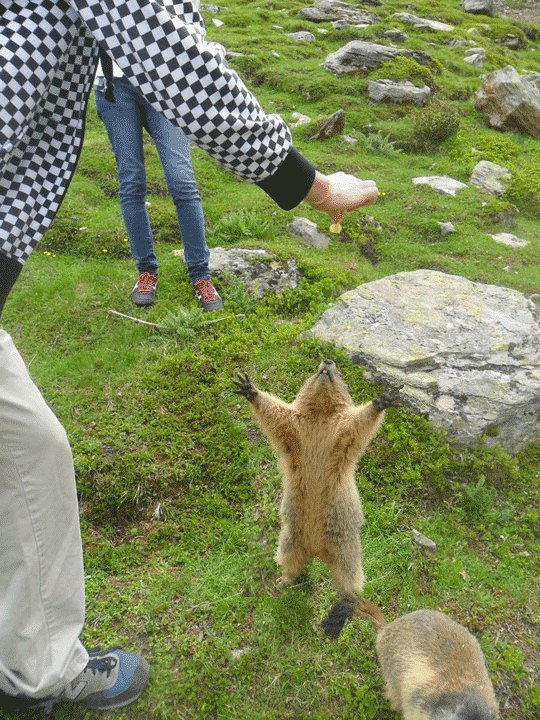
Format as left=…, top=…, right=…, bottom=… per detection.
left=2, top=0, right=539, bottom=718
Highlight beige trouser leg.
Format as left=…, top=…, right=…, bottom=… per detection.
left=0, top=329, right=88, bottom=698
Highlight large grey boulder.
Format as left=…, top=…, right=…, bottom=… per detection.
left=324, top=41, right=431, bottom=74
left=470, top=160, right=512, bottom=195
left=207, top=248, right=302, bottom=297
left=475, top=66, right=540, bottom=138
left=463, top=0, right=497, bottom=17
left=309, top=270, right=540, bottom=453
left=368, top=79, right=431, bottom=105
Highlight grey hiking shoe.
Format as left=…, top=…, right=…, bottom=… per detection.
left=0, top=648, right=150, bottom=714
left=58, top=647, right=149, bottom=710
left=193, top=278, right=223, bottom=312
left=131, top=272, right=158, bottom=306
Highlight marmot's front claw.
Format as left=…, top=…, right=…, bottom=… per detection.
left=233, top=371, right=258, bottom=401
left=373, top=384, right=403, bottom=411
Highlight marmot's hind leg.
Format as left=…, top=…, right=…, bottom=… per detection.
left=326, top=540, right=364, bottom=596
left=276, top=527, right=309, bottom=586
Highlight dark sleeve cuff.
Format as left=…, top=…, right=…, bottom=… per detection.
left=256, top=147, right=316, bottom=210
left=0, top=254, right=23, bottom=320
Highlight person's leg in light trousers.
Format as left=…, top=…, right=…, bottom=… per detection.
left=0, top=329, right=88, bottom=698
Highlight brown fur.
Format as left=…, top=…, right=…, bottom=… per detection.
left=235, top=360, right=393, bottom=595
left=323, top=599, right=499, bottom=720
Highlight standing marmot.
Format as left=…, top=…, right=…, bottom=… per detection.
left=233, top=359, right=400, bottom=595
left=322, top=598, right=499, bottom=720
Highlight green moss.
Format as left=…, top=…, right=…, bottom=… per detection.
left=370, top=56, right=436, bottom=88
left=505, top=163, right=540, bottom=219
left=447, top=131, right=520, bottom=169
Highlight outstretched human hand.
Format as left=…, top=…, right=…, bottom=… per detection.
left=305, top=171, right=378, bottom=225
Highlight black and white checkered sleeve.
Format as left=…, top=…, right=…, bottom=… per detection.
left=72, top=0, right=294, bottom=182
left=1, top=0, right=98, bottom=268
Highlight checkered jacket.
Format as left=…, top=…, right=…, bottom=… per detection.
left=0, top=0, right=315, bottom=315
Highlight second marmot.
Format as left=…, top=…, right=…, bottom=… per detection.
left=234, top=359, right=400, bottom=595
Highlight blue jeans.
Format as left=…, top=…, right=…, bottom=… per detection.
left=95, top=77, right=210, bottom=282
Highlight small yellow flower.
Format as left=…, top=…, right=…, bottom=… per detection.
left=43, top=251, right=51, bottom=256
left=102, top=248, right=108, bottom=253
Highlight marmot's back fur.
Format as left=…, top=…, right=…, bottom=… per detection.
left=323, top=598, right=499, bottom=720
left=234, top=359, right=400, bottom=595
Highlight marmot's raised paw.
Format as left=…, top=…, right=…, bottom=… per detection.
left=372, top=384, right=403, bottom=411
left=233, top=371, right=258, bottom=401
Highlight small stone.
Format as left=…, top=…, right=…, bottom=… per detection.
left=289, top=216, right=331, bottom=249
left=383, top=29, right=408, bottom=42
left=412, top=529, right=437, bottom=553
left=287, top=31, right=316, bottom=42
left=310, top=108, right=346, bottom=140
left=438, top=221, right=456, bottom=238
left=231, top=647, right=250, bottom=659
left=342, top=134, right=358, bottom=144
left=290, top=112, right=312, bottom=127
left=212, top=18, right=224, bottom=27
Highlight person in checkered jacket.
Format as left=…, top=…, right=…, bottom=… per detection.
left=0, top=0, right=378, bottom=712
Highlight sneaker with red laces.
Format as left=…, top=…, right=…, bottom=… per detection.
left=193, top=278, right=223, bottom=312
left=131, top=272, right=157, bottom=306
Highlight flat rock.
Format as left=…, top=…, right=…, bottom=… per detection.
left=205, top=248, right=302, bottom=297
left=299, top=0, right=377, bottom=25
left=475, top=66, right=540, bottom=139
left=412, top=176, right=468, bottom=196
left=324, top=40, right=432, bottom=74
left=470, top=160, right=511, bottom=195
left=489, top=232, right=529, bottom=248
left=288, top=217, right=330, bottom=249
left=392, top=12, right=454, bottom=32
left=309, top=270, right=540, bottom=453
left=464, top=47, right=486, bottom=66
left=368, top=79, right=431, bottom=105
left=287, top=31, right=316, bottom=42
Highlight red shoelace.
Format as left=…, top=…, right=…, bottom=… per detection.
left=136, top=272, right=157, bottom=293
left=193, top=279, right=218, bottom=303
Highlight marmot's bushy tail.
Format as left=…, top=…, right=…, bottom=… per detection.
left=322, top=598, right=387, bottom=638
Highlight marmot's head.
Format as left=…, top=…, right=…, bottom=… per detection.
left=430, top=691, right=497, bottom=720
left=294, top=359, right=353, bottom=415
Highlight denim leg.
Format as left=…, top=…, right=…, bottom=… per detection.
left=144, top=101, right=210, bottom=282
left=94, top=79, right=158, bottom=276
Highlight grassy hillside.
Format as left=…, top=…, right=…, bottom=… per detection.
left=3, top=1, right=539, bottom=718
